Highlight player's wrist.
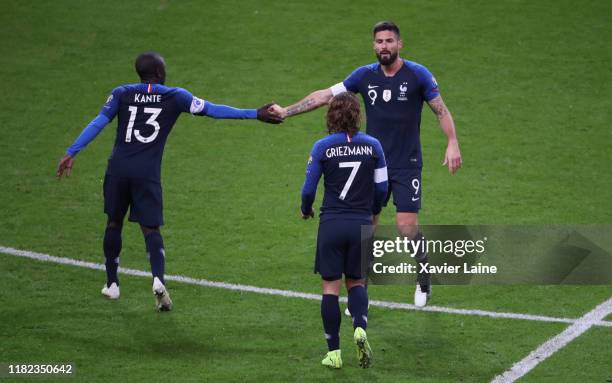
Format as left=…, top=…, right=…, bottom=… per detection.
left=279, top=107, right=288, bottom=119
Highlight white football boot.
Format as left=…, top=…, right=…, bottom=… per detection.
left=414, top=283, right=432, bottom=308
left=152, top=277, right=173, bottom=311
left=344, top=303, right=371, bottom=317
left=101, top=282, right=120, bottom=300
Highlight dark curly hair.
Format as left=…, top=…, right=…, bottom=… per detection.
left=326, top=92, right=361, bottom=137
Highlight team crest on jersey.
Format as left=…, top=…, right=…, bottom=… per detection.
left=432, top=76, right=438, bottom=87
left=398, top=82, right=408, bottom=101
left=382, top=89, right=392, bottom=102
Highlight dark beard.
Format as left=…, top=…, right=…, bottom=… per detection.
left=376, top=51, right=397, bottom=66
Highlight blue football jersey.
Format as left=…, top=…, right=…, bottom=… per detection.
left=66, top=83, right=257, bottom=181
left=302, top=132, right=388, bottom=221
left=99, top=83, right=203, bottom=181
left=331, top=60, right=440, bottom=170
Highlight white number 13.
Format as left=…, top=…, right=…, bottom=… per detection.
left=125, top=106, right=162, bottom=143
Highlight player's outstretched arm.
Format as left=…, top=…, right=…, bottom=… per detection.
left=271, top=89, right=333, bottom=119
left=57, top=113, right=112, bottom=180
left=185, top=93, right=282, bottom=124
left=427, top=95, right=462, bottom=174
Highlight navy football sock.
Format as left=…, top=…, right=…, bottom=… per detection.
left=414, top=231, right=431, bottom=291
left=416, top=255, right=431, bottom=291
left=103, top=226, right=122, bottom=287
left=145, top=231, right=165, bottom=285
left=348, top=286, right=368, bottom=330
left=321, top=294, right=341, bottom=351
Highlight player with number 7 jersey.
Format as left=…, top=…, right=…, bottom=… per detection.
left=302, top=101, right=388, bottom=278
left=300, top=92, right=387, bottom=369
left=302, top=133, right=388, bottom=221
left=56, top=52, right=282, bottom=312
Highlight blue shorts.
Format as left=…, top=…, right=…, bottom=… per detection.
left=314, top=217, right=372, bottom=281
left=383, top=168, right=422, bottom=213
left=103, top=175, right=163, bottom=227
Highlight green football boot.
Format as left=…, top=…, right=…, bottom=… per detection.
left=321, top=349, right=342, bottom=369
left=353, top=327, right=372, bottom=368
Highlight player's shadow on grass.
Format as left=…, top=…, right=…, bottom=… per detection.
left=121, top=310, right=206, bottom=356
left=55, top=304, right=209, bottom=358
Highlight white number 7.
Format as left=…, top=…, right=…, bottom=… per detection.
left=338, top=161, right=361, bottom=200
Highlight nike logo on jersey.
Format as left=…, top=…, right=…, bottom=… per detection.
left=412, top=197, right=420, bottom=202
left=367, top=84, right=379, bottom=89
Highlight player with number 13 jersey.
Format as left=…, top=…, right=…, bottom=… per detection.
left=57, top=52, right=281, bottom=311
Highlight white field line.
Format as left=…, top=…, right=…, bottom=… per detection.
left=2, top=246, right=611, bottom=328
left=491, top=296, right=612, bottom=383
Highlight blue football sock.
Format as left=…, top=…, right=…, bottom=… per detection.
left=348, top=286, right=368, bottom=330
left=145, top=231, right=165, bottom=285
left=103, top=226, right=122, bottom=287
left=321, top=294, right=341, bottom=351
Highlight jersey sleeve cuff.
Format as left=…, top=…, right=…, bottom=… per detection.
left=374, top=167, right=388, bottom=183
left=330, top=82, right=348, bottom=96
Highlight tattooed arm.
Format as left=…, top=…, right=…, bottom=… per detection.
left=427, top=95, right=462, bottom=174
left=270, top=88, right=333, bottom=119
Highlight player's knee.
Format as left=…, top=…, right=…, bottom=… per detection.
left=140, top=225, right=160, bottom=236
left=322, top=278, right=342, bottom=295
left=106, top=220, right=123, bottom=231
left=345, top=278, right=365, bottom=290
left=398, top=226, right=418, bottom=239
left=396, top=214, right=418, bottom=238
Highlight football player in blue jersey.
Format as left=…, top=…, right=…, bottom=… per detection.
left=56, top=52, right=282, bottom=311
left=301, top=92, right=388, bottom=368
left=273, top=21, right=461, bottom=307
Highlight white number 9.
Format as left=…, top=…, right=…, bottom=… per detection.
left=412, top=178, right=420, bottom=196
left=368, top=89, right=377, bottom=105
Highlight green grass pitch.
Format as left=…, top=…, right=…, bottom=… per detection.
left=0, top=0, right=611, bottom=381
